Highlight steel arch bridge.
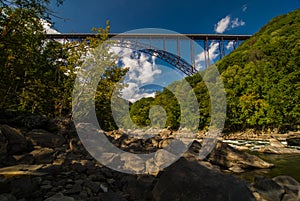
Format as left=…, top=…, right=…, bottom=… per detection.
left=46, top=33, right=251, bottom=76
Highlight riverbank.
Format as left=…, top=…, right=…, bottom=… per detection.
left=0, top=112, right=299, bottom=200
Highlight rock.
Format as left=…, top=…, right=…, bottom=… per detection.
left=154, top=149, right=177, bottom=169
left=0, top=194, right=17, bottom=201
left=29, top=147, right=55, bottom=163
left=269, top=138, right=285, bottom=148
left=10, top=176, right=40, bottom=199
left=207, top=141, right=274, bottom=171
left=122, top=175, right=155, bottom=201
left=152, top=157, right=256, bottom=201
left=100, top=192, right=127, bottom=201
left=0, top=164, right=46, bottom=176
left=27, top=129, right=65, bottom=148
left=0, top=125, right=28, bottom=155
left=44, top=193, right=75, bottom=201
left=273, top=176, right=300, bottom=201
left=121, top=153, right=145, bottom=174
left=287, top=135, right=300, bottom=146
left=258, top=146, right=300, bottom=154
left=252, top=176, right=285, bottom=201
left=159, top=128, right=172, bottom=139
left=229, top=165, right=245, bottom=173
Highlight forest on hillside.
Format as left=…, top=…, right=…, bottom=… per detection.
left=129, top=8, right=300, bottom=132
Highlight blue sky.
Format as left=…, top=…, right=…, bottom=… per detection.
left=48, top=0, right=299, bottom=102
left=50, top=0, right=299, bottom=34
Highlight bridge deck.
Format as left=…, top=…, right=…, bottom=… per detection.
left=46, top=33, right=252, bottom=40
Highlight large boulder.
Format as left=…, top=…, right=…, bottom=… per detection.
left=0, top=125, right=28, bottom=155
left=273, top=176, right=300, bottom=201
left=287, top=135, right=300, bottom=146
left=207, top=141, right=274, bottom=171
left=26, top=129, right=65, bottom=148
left=252, top=176, right=285, bottom=201
left=152, top=157, right=256, bottom=201
left=251, top=175, right=300, bottom=201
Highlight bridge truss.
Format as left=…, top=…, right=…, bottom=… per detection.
left=46, top=33, right=251, bottom=76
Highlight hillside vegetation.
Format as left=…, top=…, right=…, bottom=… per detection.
left=129, top=8, right=300, bottom=132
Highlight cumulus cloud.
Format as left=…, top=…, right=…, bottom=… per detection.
left=214, top=16, right=231, bottom=34
left=40, top=19, right=60, bottom=34
left=195, top=41, right=220, bottom=69
left=214, top=16, right=246, bottom=34
left=110, top=46, right=162, bottom=102
left=226, top=41, right=234, bottom=50
left=231, top=18, right=245, bottom=29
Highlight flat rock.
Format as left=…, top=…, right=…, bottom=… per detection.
left=0, top=164, right=47, bottom=176
left=258, top=146, right=300, bottom=154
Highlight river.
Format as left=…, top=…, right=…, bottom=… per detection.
left=223, top=140, right=300, bottom=182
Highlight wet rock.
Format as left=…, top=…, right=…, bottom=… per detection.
left=153, top=157, right=256, bottom=201
left=27, top=129, right=65, bottom=148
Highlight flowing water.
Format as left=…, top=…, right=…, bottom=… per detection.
left=222, top=140, right=300, bottom=182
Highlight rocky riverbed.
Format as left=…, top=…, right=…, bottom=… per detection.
left=0, top=111, right=299, bottom=201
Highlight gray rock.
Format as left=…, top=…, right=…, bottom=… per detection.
left=273, top=176, right=300, bottom=201
left=252, top=176, right=285, bottom=201
left=258, top=146, right=300, bottom=154
left=100, top=192, right=127, bottom=201
left=44, top=193, right=75, bottom=201
left=207, top=141, right=274, bottom=170
left=269, top=138, right=285, bottom=148
left=153, top=157, right=256, bottom=201
left=0, top=193, right=17, bottom=201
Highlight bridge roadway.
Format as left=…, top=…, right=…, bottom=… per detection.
left=46, top=33, right=252, bottom=41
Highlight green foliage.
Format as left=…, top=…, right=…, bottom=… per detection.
left=0, top=1, right=128, bottom=132
left=128, top=8, right=300, bottom=132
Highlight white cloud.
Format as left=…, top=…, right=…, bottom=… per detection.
left=214, top=16, right=231, bottom=34
left=40, top=19, right=60, bottom=34
left=214, top=16, right=246, bottom=34
left=231, top=18, right=245, bottom=29
left=110, top=46, right=162, bottom=102
left=195, top=41, right=220, bottom=69
left=226, top=41, right=234, bottom=50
